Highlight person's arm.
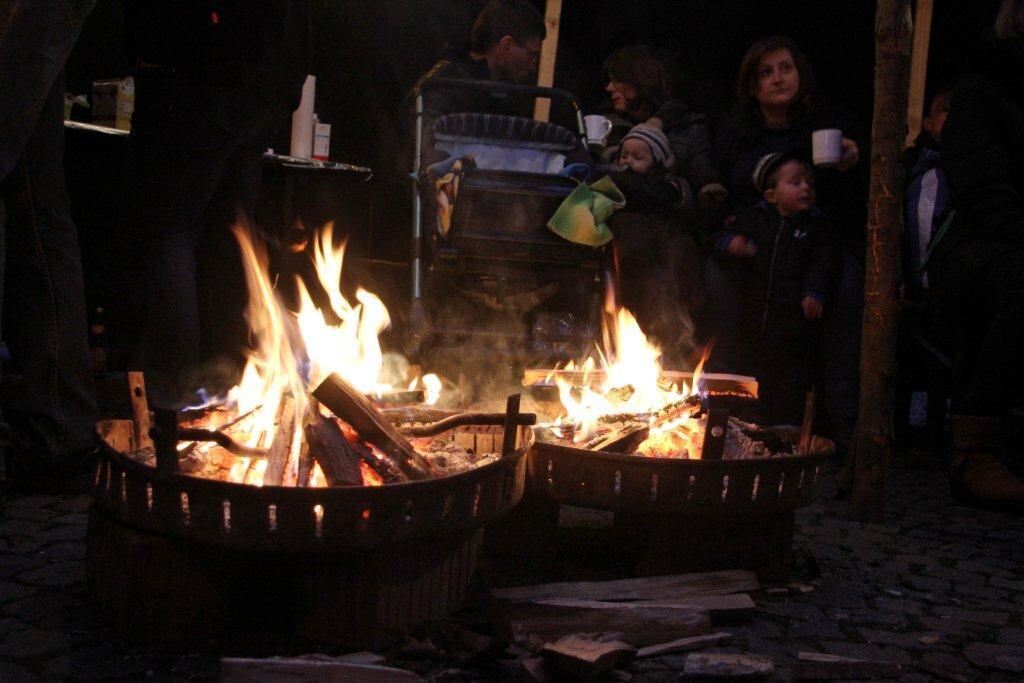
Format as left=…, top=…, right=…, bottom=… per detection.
left=801, top=218, right=840, bottom=315
left=943, top=76, right=1024, bottom=244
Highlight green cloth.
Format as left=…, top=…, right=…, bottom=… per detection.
left=547, top=176, right=624, bottom=247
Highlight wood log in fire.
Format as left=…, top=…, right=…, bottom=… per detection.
left=303, top=412, right=364, bottom=486
left=263, top=396, right=297, bottom=486
left=312, top=373, right=435, bottom=480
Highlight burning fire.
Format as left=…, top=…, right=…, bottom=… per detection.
left=548, top=305, right=709, bottom=458
left=197, top=222, right=441, bottom=486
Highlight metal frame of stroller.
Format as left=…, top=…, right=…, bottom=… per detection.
left=408, top=77, right=609, bottom=375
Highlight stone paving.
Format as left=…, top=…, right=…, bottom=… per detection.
left=1, top=451, right=1023, bottom=681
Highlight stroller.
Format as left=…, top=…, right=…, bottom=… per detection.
left=408, top=77, right=611, bottom=387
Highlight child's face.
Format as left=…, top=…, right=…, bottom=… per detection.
left=766, top=160, right=815, bottom=215
left=618, top=138, right=655, bottom=174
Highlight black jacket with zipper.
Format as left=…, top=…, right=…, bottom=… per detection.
left=716, top=202, right=840, bottom=339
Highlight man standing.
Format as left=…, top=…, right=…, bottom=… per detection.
left=409, top=0, right=546, bottom=161
left=0, top=0, right=100, bottom=493
left=119, top=1, right=311, bottom=408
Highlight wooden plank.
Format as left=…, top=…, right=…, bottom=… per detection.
left=532, top=0, right=563, bottom=122
left=526, top=595, right=754, bottom=621
left=220, top=658, right=423, bottom=682
left=905, top=0, right=934, bottom=147
left=539, top=633, right=636, bottom=681
left=98, top=419, right=136, bottom=453
left=684, top=652, right=774, bottom=678
left=636, top=632, right=732, bottom=659
left=509, top=602, right=710, bottom=648
left=127, top=371, right=154, bottom=450
left=493, top=570, right=759, bottom=603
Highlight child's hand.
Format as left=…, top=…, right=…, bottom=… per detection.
left=802, top=296, right=823, bottom=320
left=727, top=235, right=755, bottom=257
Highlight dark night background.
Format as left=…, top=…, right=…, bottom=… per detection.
left=64, top=0, right=1001, bottom=334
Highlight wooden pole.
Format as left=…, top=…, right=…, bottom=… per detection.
left=847, top=0, right=913, bottom=521
left=532, top=0, right=563, bottom=122
left=905, top=0, right=934, bottom=147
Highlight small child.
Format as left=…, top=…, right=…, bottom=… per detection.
left=612, top=122, right=691, bottom=216
left=609, top=122, right=704, bottom=361
left=716, top=151, right=839, bottom=425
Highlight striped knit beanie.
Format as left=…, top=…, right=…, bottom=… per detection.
left=621, top=122, right=675, bottom=169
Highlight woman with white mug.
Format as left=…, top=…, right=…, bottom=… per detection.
left=709, top=35, right=868, bottom=470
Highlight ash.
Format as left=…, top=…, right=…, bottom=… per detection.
left=422, top=439, right=500, bottom=476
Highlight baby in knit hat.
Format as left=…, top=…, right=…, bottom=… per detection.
left=618, top=122, right=676, bottom=175
left=612, top=121, right=688, bottom=218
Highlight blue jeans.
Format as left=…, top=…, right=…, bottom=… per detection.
left=118, top=67, right=293, bottom=407
left=0, top=0, right=99, bottom=468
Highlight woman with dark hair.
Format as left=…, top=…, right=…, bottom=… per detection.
left=602, top=45, right=722, bottom=200
left=929, top=0, right=1024, bottom=509
left=709, top=35, right=868, bottom=461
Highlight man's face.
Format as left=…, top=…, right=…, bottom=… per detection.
left=618, top=138, right=655, bottom=175
left=491, top=34, right=542, bottom=83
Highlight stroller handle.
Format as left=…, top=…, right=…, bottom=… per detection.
left=418, top=77, right=584, bottom=118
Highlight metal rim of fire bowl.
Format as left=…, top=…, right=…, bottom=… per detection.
left=93, top=420, right=532, bottom=553
left=527, top=428, right=833, bottom=516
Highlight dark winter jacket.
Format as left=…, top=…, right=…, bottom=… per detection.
left=937, top=37, right=1024, bottom=253
left=716, top=202, right=840, bottom=338
left=902, top=134, right=948, bottom=295
left=605, top=99, right=720, bottom=193
left=714, top=105, right=867, bottom=259
left=610, top=168, right=687, bottom=220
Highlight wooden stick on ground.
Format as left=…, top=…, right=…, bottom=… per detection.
left=312, top=373, right=435, bottom=480
left=503, top=393, right=521, bottom=456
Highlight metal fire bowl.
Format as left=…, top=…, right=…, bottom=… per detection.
left=528, top=428, right=832, bottom=516
left=93, top=418, right=531, bottom=554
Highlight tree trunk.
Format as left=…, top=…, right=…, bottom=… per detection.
left=847, top=0, right=913, bottom=521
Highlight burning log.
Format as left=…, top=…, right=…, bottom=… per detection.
left=398, top=410, right=537, bottom=438
left=313, top=373, right=435, bottom=480
left=296, top=442, right=314, bottom=487
left=371, top=389, right=424, bottom=407
left=263, top=396, right=297, bottom=486
left=303, top=413, right=364, bottom=486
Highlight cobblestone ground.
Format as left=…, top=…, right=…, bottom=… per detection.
left=1, top=452, right=1023, bottom=681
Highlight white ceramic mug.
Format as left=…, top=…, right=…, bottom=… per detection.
left=812, top=128, right=843, bottom=168
left=584, top=114, right=613, bottom=151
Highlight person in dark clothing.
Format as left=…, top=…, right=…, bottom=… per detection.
left=601, top=45, right=723, bottom=207
left=408, top=0, right=546, bottom=166
left=0, top=0, right=100, bottom=493
left=929, top=0, right=1024, bottom=510
left=903, top=86, right=952, bottom=298
left=609, top=123, right=704, bottom=364
left=119, top=0, right=311, bottom=407
left=710, top=35, right=867, bottom=459
left=715, top=152, right=839, bottom=425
